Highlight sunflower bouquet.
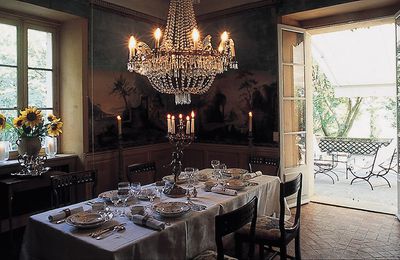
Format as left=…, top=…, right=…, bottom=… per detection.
left=0, top=107, right=63, bottom=138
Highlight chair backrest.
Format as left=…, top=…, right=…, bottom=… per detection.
left=50, top=170, right=97, bottom=208
left=127, top=162, right=157, bottom=185
left=248, top=156, right=279, bottom=176
left=215, top=196, right=258, bottom=260
left=279, top=173, right=302, bottom=237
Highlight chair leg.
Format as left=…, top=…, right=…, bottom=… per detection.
left=234, top=234, right=242, bottom=259
left=295, top=236, right=301, bottom=260
left=259, top=243, right=264, bottom=260
left=280, top=245, right=287, bottom=260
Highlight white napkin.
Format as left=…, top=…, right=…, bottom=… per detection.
left=243, top=171, right=262, bottom=180
left=211, top=186, right=237, bottom=196
left=132, top=214, right=165, bottom=231
left=48, top=206, right=84, bottom=222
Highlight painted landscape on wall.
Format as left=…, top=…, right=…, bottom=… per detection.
left=88, top=5, right=279, bottom=151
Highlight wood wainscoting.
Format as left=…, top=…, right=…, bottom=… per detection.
left=84, top=142, right=279, bottom=194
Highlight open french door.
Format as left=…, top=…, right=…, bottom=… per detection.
left=278, top=24, right=313, bottom=203
left=395, top=11, right=400, bottom=220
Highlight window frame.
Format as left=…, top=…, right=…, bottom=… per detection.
left=0, top=12, right=60, bottom=156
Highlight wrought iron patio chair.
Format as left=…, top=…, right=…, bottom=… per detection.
left=314, top=136, right=339, bottom=184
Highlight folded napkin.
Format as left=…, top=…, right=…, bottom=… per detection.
left=243, top=171, right=262, bottom=180
left=48, top=206, right=84, bottom=222
left=211, top=186, right=237, bottom=196
left=132, top=214, right=165, bottom=231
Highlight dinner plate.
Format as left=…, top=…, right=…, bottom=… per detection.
left=153, top=201, right=190, bottom=218
left=66, top=211, right=113, bottom=229
left=69, top=212, right=104, bottom=225
left=162, top=174, right=188, bottom=184
left=222, top=168, right=248, bottom=177
left=224, top=179, right=247, bottom=190
left=137, top=188, right=157, bottom=200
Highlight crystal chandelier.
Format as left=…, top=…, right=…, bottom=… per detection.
left=127, top=0, right=238, bottom=105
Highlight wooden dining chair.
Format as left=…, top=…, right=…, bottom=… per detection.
left=248, top=156, right=280, bottom=176
left=127, top=162, right=157, bottom=185
left=235, top=173, right=302, bottom=260
left=50, top=170, right=97, bottom=208
left=194, top=196, right=258, bottom=260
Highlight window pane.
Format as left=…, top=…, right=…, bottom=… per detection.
left=283, top=100, right=306, bottom=132
left=0, top=67, right=17, bottom=108
left=0, top=23, right=17, bottom=66
left=28, top=29, right=52, bottom=69
left=284, top=133, right=306, bottom=168
left=282, top=30, right=304, bottom=64
left=28, top=69, right=53, bottom=108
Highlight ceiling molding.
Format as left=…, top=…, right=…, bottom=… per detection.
left=197, top=0, right=279, bottom=22
left=90, top=0, right=165, bottom=25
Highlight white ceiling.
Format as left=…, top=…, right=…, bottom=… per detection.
left=104, top=0, right=263, bottom=19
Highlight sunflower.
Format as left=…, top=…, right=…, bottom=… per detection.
left=13, top=116, right=24, bottom=128
left=20, top=107, right=43, bottom=128
left=0, top=114, right=6, bottom=130
left=47, top=114, right=57, bottom=122
left=47, top=119, right=63, bottom=137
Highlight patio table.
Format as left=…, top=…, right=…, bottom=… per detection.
left=20, top=174, right=288, bottom=260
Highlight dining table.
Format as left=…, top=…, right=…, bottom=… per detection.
left=20, top=171, right=289, bottom=260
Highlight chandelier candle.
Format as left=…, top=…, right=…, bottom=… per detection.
left=127, top=0, right=238, bottom=105
left=191, top=111, right=195, bottom=133
left=186, top=116, right=190, bottom=135
left=171, top=116, right=176, bottom=134
left=167, top=114, right=171, bottom=133
left=117, top=115, right=122, bottom=136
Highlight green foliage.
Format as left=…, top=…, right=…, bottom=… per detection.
left=313, top=63, right=363, bottom=137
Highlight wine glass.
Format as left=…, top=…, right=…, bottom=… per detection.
left=130, top=182, right=141, bottom=197
left=219, top=164, right=227, bottom=184
left=117, top=182, right=130, bottom=217
left=211, top=160, right=220, bottom=179
left=185, top=167, right=195, bottom=188
left=110, top=192, right=121, bottom=216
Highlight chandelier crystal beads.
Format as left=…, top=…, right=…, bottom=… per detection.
left=127, top=0, right=238, bottom=105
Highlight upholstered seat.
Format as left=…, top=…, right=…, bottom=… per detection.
left=193, top=250, right=237, bottom=260
left=237, top=216, right=294, bottom=241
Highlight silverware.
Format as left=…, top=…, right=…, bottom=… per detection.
left=55, top=219, right=66, bottom=224
left=89, top=223, right=126, bottom=238
left=95, top=225, right=125, bottom=240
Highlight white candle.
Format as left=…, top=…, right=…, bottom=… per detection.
left=191, top=111, right=195, bottom=134
left=117, top=115, right=122, bottom=136
left=248, top=112, right=253, bottom=133
left=0, top=143, right=5, bottom=161
left=186, top=116, right=190, bottom=135
left=171, top=115, right=176, bottom=134
left=167, top=114, right=171, bottom=133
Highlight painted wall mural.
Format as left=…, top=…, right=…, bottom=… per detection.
left=89, top=5, right=279, bottom=151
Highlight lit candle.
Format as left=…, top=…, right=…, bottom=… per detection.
left=186, top=116, right=190, bottom=135
left=218, top=31, right=229, bottom=53
left=171, top=115, right=176, bottom=134
left=128, top=36, right=137, bottom=60
left=117, top=115, right=122, bottom=136
left=154, top=28, right=162, bottom=49
left=192, top=28, right=199, bottom=49
left=179, top=114, right=183, bottom=125
left=167, top=114, right=171, bottom=133
left=248, top=112, right=253, bottom=133
left=191, top=111, right=195, bottom=134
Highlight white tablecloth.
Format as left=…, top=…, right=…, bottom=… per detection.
left=21, top=175, right=286, bottom=260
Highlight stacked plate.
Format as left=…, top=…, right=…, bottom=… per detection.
left=222, top=168, right=248, bottom=178
left=162, top=175, right=188, bottom=184
left=66, top=211, right=112, bottom=229
left=224, top=179, right=247, bottom=190
left=153, top=202, right=190, bottom=218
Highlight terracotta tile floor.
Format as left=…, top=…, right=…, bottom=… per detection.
left=284, top=202, right=400, bottom=259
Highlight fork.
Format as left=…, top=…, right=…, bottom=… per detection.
left=95, top=225, right=125, bottom=240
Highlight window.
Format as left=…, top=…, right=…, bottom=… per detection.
left=0, top=16, right=58, bottom=149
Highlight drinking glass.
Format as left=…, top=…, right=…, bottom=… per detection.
left=117, top=182, right=130, bottom=217
left=219, top=164, right=227, bottom=184
left=185, top=167, right=195, bottom=188
left=130, top=182, right=141, bottom=197
left=111, top=193, right=122, bottom=216
left=211, top=160, right=220, bottom=179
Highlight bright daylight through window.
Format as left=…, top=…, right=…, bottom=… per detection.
left=0, top=20, right=55, bottom=149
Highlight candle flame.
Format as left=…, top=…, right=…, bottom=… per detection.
left=167, top=114, right=171, bottom=119
left=179, top=114, right=183, bottom=119
left=249, top=112, right=253, bottom=117
left=154, top=28, right=162, bottom=41
left=117, top=115, right=121, bottom=120
left=186, top=116, right=190, bottom=120
left=129, top=36, right=137, bottom=49
left=192, top=28, right=200, bottom=42
left=221, top=31, right=229, bottom=42
left=172, top=115, right=175, bottom=119
left=191, top=111, right=195, bottom=118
